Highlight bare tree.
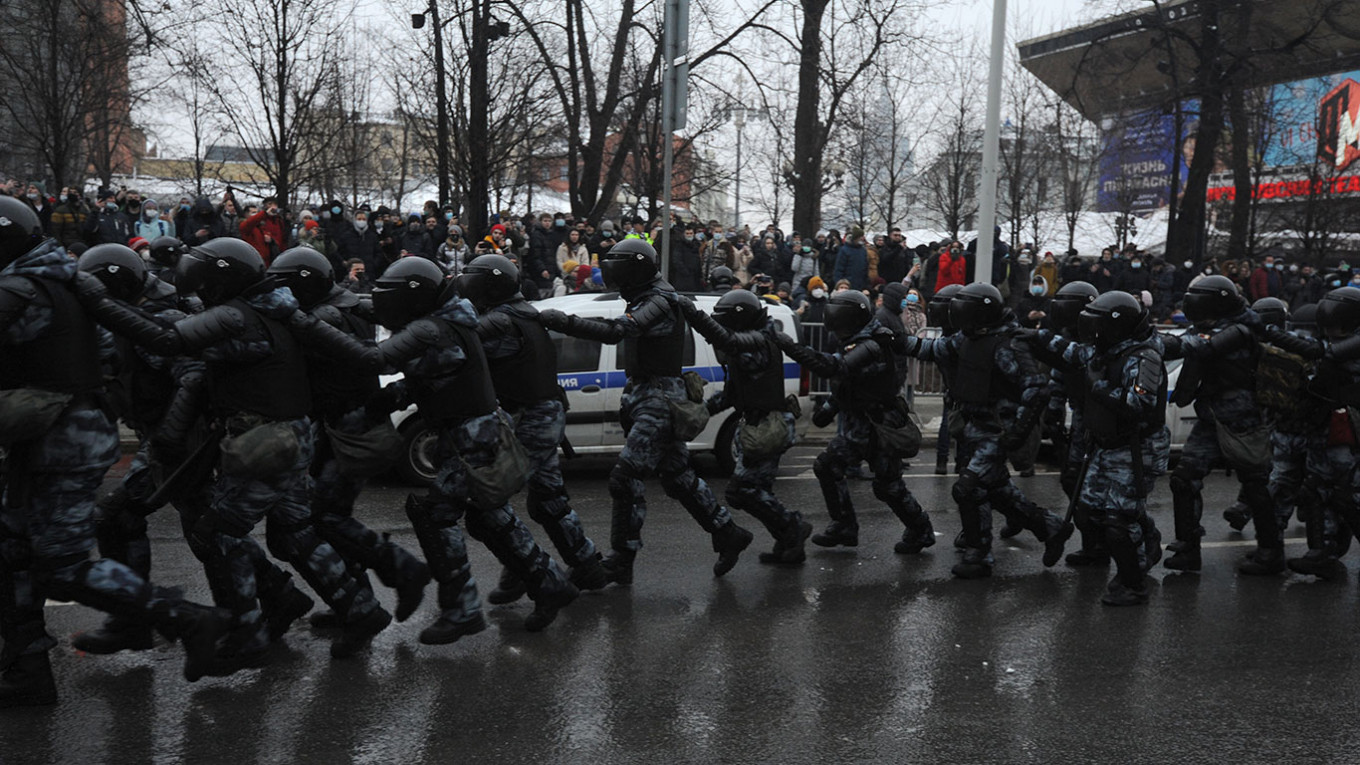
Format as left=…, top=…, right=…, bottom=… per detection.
left=1051, top=99, right=1100, bottom=254
left=185, top=0, right=352, bottom=208
left=920, top=70, right=982, bottom=241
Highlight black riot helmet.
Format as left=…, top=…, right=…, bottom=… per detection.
left=928, top=283, right=962, bottom=330
left=0, top=196, right=45, bottom=268
left=600, top=238, right=659, bottom=291
left=456, top=254, right=521, bottom=309
left=268, top=247, right=335, bottom=309
left=1288, top=303, right=1318, bottom=335
left=949, top=282, right=1006, bottom=334
left=713, top=288, right=767, bottom=331
left=148, top=236, right=188, bottom=269
left=1078, top=290, right=1148, bottom=351
left=1250, top=297, right=1289, bottom=328
left=371, top=256, right=453, bottom=330
left=1182, top=274, right=1244, bottom=323
left=1049, top=281, right=1099, bottom=333
left=708, top=265, right=736, bottom=290
left=175, top=237, right=266, bottom=306
left=78, top=244, right=147, bottom=302
left=1316, top=286, right=1360, bottom=339
left=824, top=290, right=873, bottom=340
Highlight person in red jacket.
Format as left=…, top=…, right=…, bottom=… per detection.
left=934, top=241, right=967, bottom=293
left=240, top=196, right=288, bottom=266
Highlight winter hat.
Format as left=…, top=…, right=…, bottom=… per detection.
left=128, top=236, right=150, bottom=252
left=562, top=259, right=579, bottom=274
left=303, top=219, right=319, bottom=231
left=490, top=224, right=507, bottom=235
left=808, top=276, right=826, bottom=290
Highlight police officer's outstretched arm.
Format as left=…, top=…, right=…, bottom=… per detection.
left=1261, top=326, right=1326, bottom=359
left=286, top=309, right=386, bottom=372
left=679, top=296, right=768, bottom=353
left=538, top=299, right=661, bottom=345
left=76, top=272, right=245, bottom=356
left=771, top=330, right=840, bottom=377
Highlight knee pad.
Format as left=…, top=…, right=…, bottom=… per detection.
left=265, top=515, right=318, bottom=563
left=872, top=479, right=905, bottom=504
left=526, top=490, right=570, bottom=525
left=660, top=469, right=699, bottom=499
left=608, top=462, right=644, bottom=501
left=724, top=480, right=760, bottom=509
left=952, top=471, right=984, bottom=505
left=813, top=451, right=843, bottom=482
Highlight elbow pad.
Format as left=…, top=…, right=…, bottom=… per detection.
left=380, top=319, right=442, bottom=367
left=174, top=305, right=246, bottom=353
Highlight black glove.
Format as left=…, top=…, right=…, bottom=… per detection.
left=812, top=402, right=837, bottom=428
left=705, top=397, right=723, bottom=415
left=365, top=385, right=402, bottom=415
left=538, top=308, right=571, bottom=331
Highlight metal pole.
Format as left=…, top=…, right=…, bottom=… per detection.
left=734, top=113, right=743, bottom=231
left=974, top=0, right=1007, bottom=285
left=660, top=24, right=675, bottom=278
left=429, top=0, right=452, bottom=208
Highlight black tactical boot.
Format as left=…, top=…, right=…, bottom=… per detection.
left=330, top=607, right=392, bottom=659
left=953, top=530, right=968, bottom=550
left=0, top=653, right=58, bottom=708
left=487, top=566, right=528, bottom=605
left=811, top=522, right=859, bottom=548
left=309, top=610, right=342, bottom=630
left=173, top=606, right=234, bottom=683
left=1101, top=527, right=1148, bottom=607
left=1043, top=519, right=1076, bottom=567
left=569, top=554, right=610, bottom=591
left=1287, top=550, right=1347, bottom=581
left=71, top=619, right=155, bottom=655
left=1141, top=519, right=1163, bottom=570
left=1238, top=546, right=1286, bottom=576
left=951, top=548, right=994, bottom=579
left=601, top=550, right=636, bottom=586
left=894, top=516, right=936, bottom=555
left=1222, top=502, right=1251, bottom=532
left=1163, top=542, right=1201, bottom=572
left=712, top=522, right=754, bottom=576
left=419, top=613, right=488, bottom=645
left=266, top=587, right=315, bottom=643
left=376, top=540, right=431, bottom=623
left=523, top=576, right=579, bottom=633
left=760, top=521, right=812, bottom=565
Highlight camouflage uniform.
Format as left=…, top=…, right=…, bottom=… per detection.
left=911, top=324, right=1066, bottom=575
left=0, top=244, right=219, bottom=673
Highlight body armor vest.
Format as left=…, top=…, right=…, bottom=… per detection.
left=952, top=333, right=1010, bottom=406
left=621, top=292, right=685, bottom=379
left=411, top=321, right=498, bottom=422
left=721, top=331, right=787, bottom=413
left=0, top=276, right=102, bottom=394
left=207, top=299, right=311, bottom=420
left=309, top=305, right=381, bottom=419
left=1084, top=346, right=1167, bottom=447
left=488, top=309, right=560, bottom=409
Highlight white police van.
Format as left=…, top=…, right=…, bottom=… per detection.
left=390, top=292, right=813, bottom=484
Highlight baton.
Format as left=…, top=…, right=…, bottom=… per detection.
left=145, top=431, right=223, bottom=507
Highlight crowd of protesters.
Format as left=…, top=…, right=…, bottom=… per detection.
left=5, top=177, right=1353, bottom=326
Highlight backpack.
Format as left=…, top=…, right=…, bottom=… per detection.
left=1256, top=343, right=1310, bottom=417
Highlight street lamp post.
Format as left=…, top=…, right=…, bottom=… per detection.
left=733, top=104, right=745, bottom=231
left=413, top=2, right=452, bottom=208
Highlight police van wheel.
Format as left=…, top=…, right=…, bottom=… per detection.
left=714, top=416, right=738, bottom=478
left=397, top=418, right=439, bottom=486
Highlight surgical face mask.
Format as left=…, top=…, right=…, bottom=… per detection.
left=374, top=221, right=384, bottom=232
left=1183, top=260, right=1194, bottom=269
left=554, top=219, right=565, bottom=227
left=105, top=202, right=119, bottom=212
left=1275, top=263, right=1284, bottom=271
left=684, top=234, right=694, bottom=242
left=811, top=288, right=826, bottom=299
left=445, top=212, right=453, bottom=220
left=1031, top=285, right=1045, bottom=295
left=180, top=203, right=190, bottom=211
left=26, top=192, right=37, bottom=200
left=1290, top=264, right=1299, bottom=273
left=1131, top=261, right=1142, bottom=269
left=802, top=246, right=812, bottom=253
left=331, top=206, right=342, bottom=215
left=696, top=232, right=705, bottom=242
left=355, top=219, right=368, bottom=231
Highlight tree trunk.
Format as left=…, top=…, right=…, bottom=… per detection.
left=1166, top=0, right=1223, bottom=262
left=466, top=0, right=491, bottom=239
left=792, top=0, right=828, bottom=236
left=1225, top=80, right=1252, bottom=261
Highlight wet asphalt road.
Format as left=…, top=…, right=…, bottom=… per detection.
left=5, top=447, right=1360, bottom=764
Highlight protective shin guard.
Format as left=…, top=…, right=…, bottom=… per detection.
left=1101, top=526, right=1148, bottom=606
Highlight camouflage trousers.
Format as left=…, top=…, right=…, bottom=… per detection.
left=1169, top=402, right=1274, bottom=548
left=508, top=399, right=596, bottom=567
left=410, top=411, right=571, bottom=625
left=813, top=409, right=927, bottom=536
left=1078, top=427, right=1170, bottom=571
left=1269, top=430, right=1326, bottom=531
left=0, top=408, right=204, bottom=664
left=609, top=378, right=735, bottom=554
left=1299, top=442, right=1358, bottom=558
left=953, top=420, right=1062, bottom=557
left=196, top=417, right=379, bottom=653
left=729, top=410, right=802, bottom=543
left=312, top=407, right=424, bottom=592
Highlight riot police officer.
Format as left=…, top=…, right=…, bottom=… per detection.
left=685, top=290, right=810, bottom=564
left=538, top=238, right=754, bottom=584
left=772, top=290, right=934, bottom=555
left=268, top=247, right=432, bottom=625
left=366, top=257, right=578, bottom=642
left=1043, top=292, right=1169, bottom=605
left=72, top=245, right=314, bottom=655
left=928, top=283, right=962, bottom=476
left=454, top=254, right=607, bottom=604
left=905, top=282, right=1069, bottom=579
left=78, top=237, right=393, bottom=669
left=1161, top=275, right=1278, bottom=574
left=0, top=197, right=228, bottom=706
